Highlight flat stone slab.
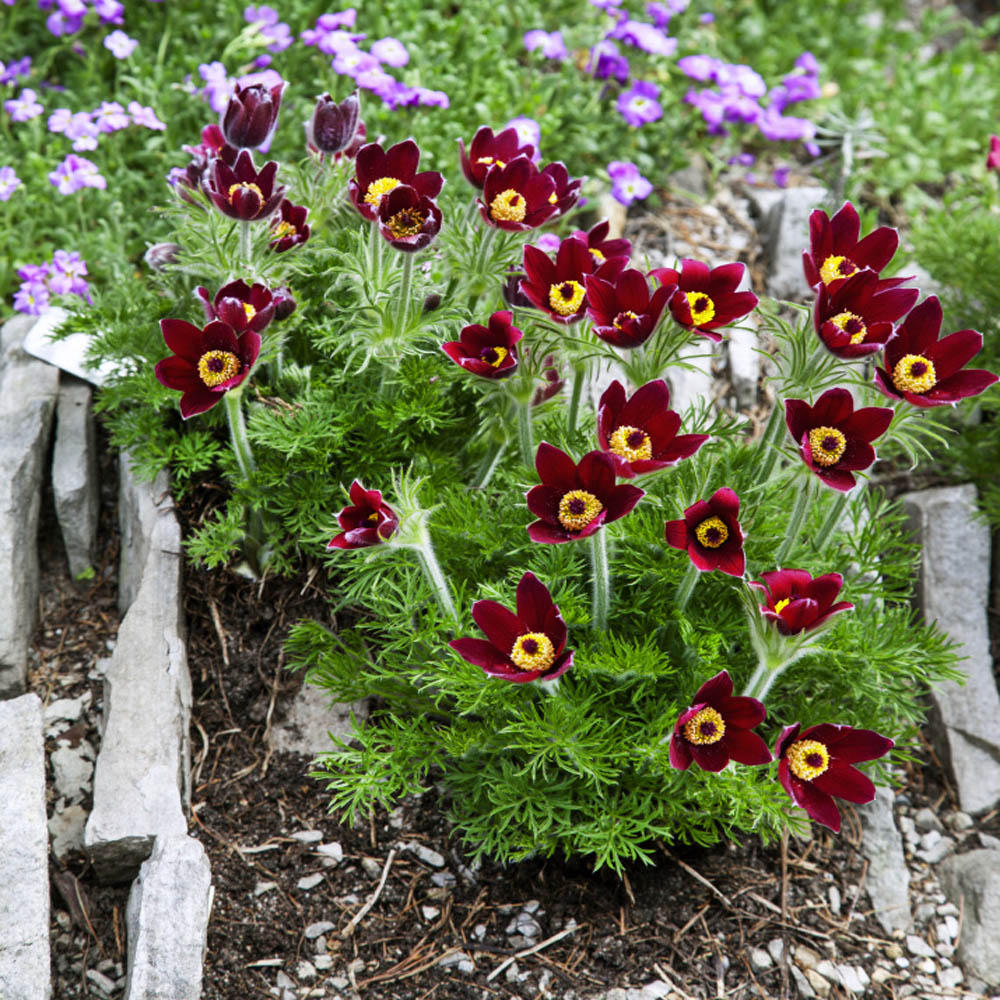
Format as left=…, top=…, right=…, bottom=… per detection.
left=268, top=681, right=368, bottom=758
left=937, top=849, right=1000, bottom=987
left=857, top=786, right=911, bottom=934
left=0, top=694, right=52, bottom=999
left=751, top=185, right=828, bottom=302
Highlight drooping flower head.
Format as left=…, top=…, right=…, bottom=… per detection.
left=664, top=487, right=745, bottom=576
left=327, top=480, right=399, bottom=549
left=873, top=296, right=998, bottom=407
left=221, top=80, right=284, bottom=149
left=478, top=156, right=557, bottom=231
left=348, top=139, right=444, bottom=222
left=586, top=268, right=674, bottom=348
left=802, top=202, right=900, bottom=291
left=195, top=279, right=276, bottom=333
left=207, top=148, right=285, bottom=220
left=669, top=670, right=771, bottom=772
left=597, top=380, right=708, bottom=477
left=651, top=260, right=758, bottom=342
left=458, top=125, right=536, bottom=189
left=155, top=319, right=260, bottom=419
left=269, top=198, right=311, bottom=252
left=449, top=572, right=573, bottom=683
left=784, top=388, right=893, bottom=492
left=376, top=184, right=442, bottom=252
left=527, top=443, right=644, bottom=544
left=306, top=90, right=361, bottom=155
left=441, top=311, right=523, bottom=379
left=776, top=723, right=894, bottom=832
left=749, top=570, right=853, bottom=636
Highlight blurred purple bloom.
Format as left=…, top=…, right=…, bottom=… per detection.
left=411, top=86, right=449, bottom=108
left=506, top=117, right=542, bottom=158
left=612, top=19, right=677, bottom=57
left=796, top=51, right=819, bottom=75
left=371, top=36, right=409, bottom=66
left=608, top=160, right=653, bottom=205
left=66, top=112, right=99, bottom=151
left=523, top=29, right=568, bottom=60
left=0, top=57, right=32, bottom=86
left=104, top=29, right=138, bottom=58
left=315, top=29, right=363, bottom=55
left=46, top=11, right=84, bottom=35
left=17, top=263, right=51, bottom=284
left=94, top=0, right=124, bottom=23
left=6, top=88, right=44, bottom=122
left=14, top=282, right=50, bottom=316
left=729, top=152, right=755, bottom=167
left=647, top=2, right=672, bottom=28
left=590, top=0, right=624, bottom=9
left=715, top=63, right=767, bottom=97
left=773, top=166, right=790, bottom=187
left=94, top=100, right=130, bottom=132
left=535, top=233, right=562, bottom=254
left=721, top=87, right=762, bottom=124
left=48, top=108, right=73, bottom=133
left=677, top=54, right=720, bottom=81
left=588, top=40, right=629, bottom=82
left=699, top=11, right=715, bottom=22
left=128, top=101, right=166, bottom=129
left=48, top=154, right=106, bottom=194
left=199, top=61, right=235, bottom=114
left=757, top=107, right=816, bottom=142
left=805, top=140, right=821, bottom=157
left=617, top=80, right=662, bottom=127
left=333, top=46, right=380, bottom=78
left=684, top=88, right=727, bottom=133
left=0, top=165, right=22, bottom=201
left=245, top=6, right=292, bottom=52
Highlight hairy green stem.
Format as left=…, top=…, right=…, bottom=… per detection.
left=471, top=436, right=507, bottom=489
left=415, top=536, right=458, bottom=622
left=395, top=251, right=415, bottom=336
left=516, top=398, right=534, bottom=470
left=775, top=476, right=813, bottom=566
left=755, top=401, right=787, bottom=485
left=224, top=388, right=256, bottom=479
left=675, top=561, right=700, bottom=612
left=590, top=529, right=610, bottom=632
left=814, top=490, right=850, bottom=553
left=239, top=220, right=252, bottom=270
left=567, top=361, right=587, bottom=435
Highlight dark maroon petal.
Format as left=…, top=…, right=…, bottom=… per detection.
left=525, top=484, right=563, bottom=523
left=724, top=728, right=772, bottom=766
left=709, top=262, right=746, bottom=294
left=807, top=573, right=844, bottom=610
left=927, top=329, right=985, bottom=380
left=154, top=355, right=196, bottom=391
left=160, top=319, right=205, bottom=362
left=620, top=379, right=669, bottom=426
left=605, top=484, right=645, bottom=523
left=687, top=542, right=721, bottom=572
left=669, top=733, right=693, bottom=770
left=682, top=499, right=713, bottom=528
left=649, top=266, right=679, bottom=288
left=348, top=479, right=379, bottom=508
left=577, top=450, right=616, bottom=498
left=515, top=572, right=556, bottom=630
left=384, top=139, right=420, bottom=180
left=816, top=467, right=857, bottom=491
left=784, top=398, right=813, bottom=442
left=691, top=669, right=733, bottom=706
left=471, top=599, right=523, bottom=653
left=442, top=341, right=470, bottom=367
left=837, top=438, right=876, bottom=472
left=841, top=405, right=894, bottom=442
left=714, top=544, right=746, bottom=577
left=597, top=380, right=627, bottom=434
left=178, top=385, right=224, bottom=419
left=802, top=248, right=820, bottom=289
left=535, top=442, right=579, bottom=490
left=709, top=290, right=758, bottom=326
left=540, top=649, right=574, bottom=681
left=822, top=727, right=894, bottom=763
left=812, top=760, right=876, bottom=804
left=757, top=569, right=812, bottom=601
left=449, top=637, right=514, bottom=673
left=689, top=740, right=731, bottom=772
left=527, top=519, right=575, bottom=544
left=828, top=202, right=860, bottom=249
left=852, top=227, right=898, bottom=273
left=664, top=519, right=689, bottom=551
left=719, top=694, right=765, bottom=730
left=928, top=368, right=999, bottom=402
left=201, top=321, right=240, bottom=355
left=523, top=244, right=556, bottom=285
left=709, top=487, right=740, bottom=519
left=810, top=602, right=854, bottom=629
left=898, top=296, right=943, bottom=355
left=677, top=259, right=711, bottom=289
left=810, top=387, right=854, bottom=427
left=615, top=269, right=652, bottom=312
left=790, top=775, right=843, bottom=831
left=865, top=286, right=920, bottom=323
left=584, top=274, right=618, bottom=325
left=779, top=598, right=820, bottom=633
left=775, top=723, right=802, bottom=760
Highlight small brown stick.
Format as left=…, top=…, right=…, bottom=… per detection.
left=342, top=848, right=396, bottom=938
left=208, top=599, right=236, bottom=728
left=660, top=843, right=733, bottom=908
left=486, top=925, right=580, bottom=983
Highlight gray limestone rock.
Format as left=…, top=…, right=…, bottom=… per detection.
left=48, top=803, right=88, bottom=862
left=52, top=377, right=99, bottom=579
left=751, top=185, right=829, bottom=302
left=857, top=785, right=911, bottom=934
left=903, top=485, right=1000, bottom=815
left=123, top=835, right=212, bottom=1000
left=726, top=322, right=760, bottom=410
left=267, top=680, right=368, bottom=758
left=0, top=694, right=52, bottom=999
left=667, top=341, right=714, bottom=417
left=0, top=315, right=60, bottom=695
left=937, top=850, right=1000, bottom=987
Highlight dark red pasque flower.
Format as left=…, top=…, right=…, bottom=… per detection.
left=221, top=81, right=284, bottom=150
left=540, top=161, right=582, bottom=217
left=802, top=201, right=901, bottom=291
left=348, top=139, right=444, bottom=222
left=442, top=310, right=523, bottom=378
left=873, top=296, right=998, bottom=407
left=586, top=268, right=674, bottom=347
left=478, top=156, right=557, bottom=231
left=272, top=285, right=296, bottom=321
left=650, top=260, right=758, bottom=342
left=195, top=279, right=276, bottom=333
left=269, top=199, right=311, bottom=252
left=813, top=268, right=919, bottom=359
left=449, top=572, right=573, bottom=682
left=527, top=443, right=644, bottom=544
left=171, top=124, right=228, bottom=205
left=749, top=569, right=853, bottom=635
left=306, top=90, right=360, bottom=156
left=377, top=184, right=442, bottom=253
left=207, top=148, right=285, bottom=221
left=458, top=125, right=535, bottom=189
left=155, top=319, right=260, bottom=419
left=664, top=487, right=745, bottom=576
left=573, top=219, right=631, bottom=269
left=597, top=379, right=708, bottom=477
left=532, top=355, right=564, bottom=406
left=785, top=388, right=894, bottom=492
left=776, top=723, right=894, bottom=832
left=327, top=480, right=399, bottom=549
left=669, top=670, right=771, bottom=772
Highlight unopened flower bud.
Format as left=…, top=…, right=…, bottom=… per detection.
left=144, top=242, right=181, bottom=271
left=272, top=286, right=296, bottom=321
left=306, top=90, right=361, bottom=155
left=221, top=82, right=284, bottom=149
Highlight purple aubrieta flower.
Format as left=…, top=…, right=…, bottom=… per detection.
left=796, top=51, right=819, bottom=75
left=370, top=36, right=409, bottom=66
left=48, top=154, right=107, bottom=194
left=244, top=6, right=293, bottom=52
left=590, top=0, right=624, bottom=9
left=523, top=29, right=568, bottom=60
left=677, top=54, right=721, bottom=81
left=48, top=251, right=89, bottom=296
left=199, top=61, right=235, bottom=114
left=104, top=29, right=138, bottom=58
left=608, top=160, right=653, bottom=206
left=300, top=7, right=357, bottom=44
left=588, top=40, right=629, bottom=82
left=773, top=166, right=790, bottom=188
left=757, top=107, right=816, bottom=143
left=314, top=29, right=362, bottom=55
left=506, top=117, right=542, bottom=159
left=617, top=80, right=662, bottom=127
left=535, top=233, right=562, bottom=254
left=611, top=19, right=677, bottom=57
left=66, top=112, right=99, bottom=151
left=0, top=57, right=32, bottom=87
left=48, top=108, right=73, bottom=133
left=46, top=11, right=84, bottom=36
left=13, top=282, right=50, bottom=316
left=699, top=11, right=715, bottom=22
left=332, top=46, right=380, bottom=78
left=715, top=63, right=767, bottom=97
left=5, top=88, right=44, bottom=122
left=128, top=101, right=167, bottom=129
left=0, top=166, right=22, bottom=201
left=94, top=100, right=130, bottom=132
left=94, top=0, right=124, bottom=23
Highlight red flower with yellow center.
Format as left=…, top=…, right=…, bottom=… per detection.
left=376, top=184, right=442, bottom=253
left=348, top=139, right=444, bottom=222
left=802, top=201, right=902, bottom=292
left=195, top=279, right=276, bottom=333
left=458, top=125, right=535, bottom=189
left=749, top=569, right=853, bottom=635
left=650, top=260, right=758, bottom=342
left=572, top=219, right=631, bottom=268
left=207, top=149, right=285, bottom=221
left=441, top=311, right=523, bottom=379
left=540, top=161, right=581, bottom=218
left=326, top=480, right=399, bottom=549
left=269, top=199, right=311, bottom=253
left=478, top=156, right=557, bottom=231
left=449, top=571, right=573, bottom=682
left=664, top=487, right=745, bottom=576
left=586, top=268, right=674, bottom=348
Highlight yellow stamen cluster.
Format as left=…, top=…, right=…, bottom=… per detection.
left=612, top=310, right=639, bottom=330
left=364, top=176, right=401, bottom=206
left=476, top=156, right=506, bottom=169
left=548, top=280, right=586, bottom=316
left=481, top=346, right=508, bottom=368
left=892, top=354, right=937, bottom=394
left=197, top=350, right=241, bottom=388
left=272, top=220, right=297, bottom=240
left=228, top=181, right=263, bottom=204
left=695, top=516, right=728, bottom=548
left=609, top=425, right=652, bottom=463
left=386, top=207, right=425, bottom=239
left=819, top=254, right=857, bottom=285
left=829, top=310, right=868, bottom=345
left=685, top=291, right=715, bottom=326
left=786, top=739, right=830, bottom=781
left=489, top=188, right=527, bottom=223
left=548, top=191, right=559, bottom=205
left=243, top=303, right=257, bottom=321
left=683, top=707, right=726, bottom=745
left=510, top=632, right=556, bottom=672
left=807, top=426, right=847, bottom=466
left=558, top=490, right=603, bottom=531
left=589, top=248, right=606, bottom=264
left=773, top=598, right=791, bottom=615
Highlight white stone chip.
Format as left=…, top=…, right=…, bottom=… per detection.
left=297, top=873, right=324, bottom=891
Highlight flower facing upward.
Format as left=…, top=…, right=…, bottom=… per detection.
left=813, top=268, right=919, bottom=359
left=458, top=125, right=535, bottom=189
left=597, top=379, right=708, bottom=477
left=748, top=569, right=853, bottom=636
left=306, top=91, right=360, bottom=155
left=221, top=81, right=284, bottom=149
left=664, top=487, right=745, bottom=576
left=207, top=148, right=285, bottom=220
left=155, top=319, right=260, bottom=419
left=376, top=184, right=442, bottom=252
left=785, top=388, right=894, bottom=492
left=441, top=310, right=523, bottom=379
left=195, top=279, right=276, bottom=333
left=650, top=260, right=758, bottom=342
left=449, top=572, right=573, bottom=682
left=348, top=139, right=444, bottom=222
left=802, top=201, right=900, bottom=291
left=873, top=296, right=998, bottom=407
left=776, top=723, right=894, bottom=832
left=586, top=268, right=674, bottom=348
left=269, top=198, right=311, bottom=252
left=669, top=670, right=771, bottom=772
left=526, top=443, right=644, bottom=544
left=327, top=480, right=399, bottom=549
left=478, top=157, right=557, bottom=231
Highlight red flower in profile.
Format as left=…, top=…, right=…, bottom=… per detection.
left=526, top=443, right=644, bottom=544
left=669, top=670, right=771, bottom=772
left=207, top=149, right=285, bottom=221
left=813, top=268, right=918, bottom=359
left=540, top=161, right=581, bottom=217
left=449, top=572, right=573, bottom=682
left=442, top=310, right=523, bottom=379
left=650, top=260, right=758, bottom=342
left=155, top=319, right=260, bottom=419
left=377, top=184, right=442, bottom=253
left=221, top=81, right=284, bottom=149
left=269, top=199, right=311, bottom=252
left=597, top=380, right=708, bottom=477
left=326, top=480, right=399, bottom=549
left=458, top=125, right=535, bottom=189
left=573, top=219, right=631, bottom=269
left=748, top=569, right=853, bottom=635
left=776, top=722, right=894, bottom=832
left=532, top=355, right=564, bottom=406
left=348, top=139, right=444, bottom=222
left=477, top=157, right=557, bottom=231
left=195, top=279, right=276, bottom=333
left=785, top=388, right=894, bottom=492
left=664, top=487, right=745, bottom=576
left=873, top=296, right=998, bottom=407
left=586, top=268, right=674, bottom=347
left=802, top=201, right=901, bottom=291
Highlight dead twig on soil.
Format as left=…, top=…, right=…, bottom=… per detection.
left=208, top=598, right=236, bottom=728
left=659, top=842, right=733, bottom=909
left=342, top=848, right=396, bottom=938
left=486, top=925, right=580, bottom=983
